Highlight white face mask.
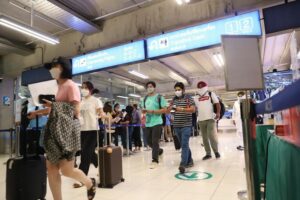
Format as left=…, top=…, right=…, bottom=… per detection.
left=81, top=89, right=90, bottom=97
left=147, top=87, right=155, bottom=94
left=49, top=68, right=61, bottom=80
left=198, top=86, right=208, bottom=95
left=175, top=90, right=183, bottom=97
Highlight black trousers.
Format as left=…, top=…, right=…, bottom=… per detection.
left=79, top=131, right=98, bottom=175
left=132, top=126, right=142, bottom=148
left=145, top=125, right=162, bottom=162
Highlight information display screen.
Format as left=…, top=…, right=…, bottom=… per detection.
left=72, top=41, right=145, bottom=75
left=146, top=11, right=262, bottom=58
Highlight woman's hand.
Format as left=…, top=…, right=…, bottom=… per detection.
left=43, top=99, right=53, bottom=108
left=27, top=112, right=37, bottom=120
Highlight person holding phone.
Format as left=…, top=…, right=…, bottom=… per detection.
left=28, top=57, right=96, bottom=200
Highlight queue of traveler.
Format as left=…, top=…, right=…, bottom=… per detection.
left=26, top=57, right=224, bottom=200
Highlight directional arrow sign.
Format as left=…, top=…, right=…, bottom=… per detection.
left=175, top=171, right=213, bottom=181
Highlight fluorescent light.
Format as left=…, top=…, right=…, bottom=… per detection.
left=0, top=15, right=59, bottom=45
left=128, top=70, right=149, bottom=79
left=213, top=53, right=224, bottom=67
left=117, top=95, right=128, bottom=99
left=185, top=0, right=190, bottom=3
left=176, top=0, right=183, bottom=5
left=168, top=71, right=188, bottom=84
left=123, top=81, right=145, bottom=88
left=129, top=93, right=141, bottom=98
left=297, top=51, right=300, bottom=59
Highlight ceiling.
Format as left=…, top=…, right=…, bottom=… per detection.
left=1, top=0, right=298, bottom=108
left=0, top=0, right=160, bottom=54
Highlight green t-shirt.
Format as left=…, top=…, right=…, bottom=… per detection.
left=142, top=94, right=167, bottom=128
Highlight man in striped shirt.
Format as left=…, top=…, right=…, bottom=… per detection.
left=168, top=82, right=196, bottom=174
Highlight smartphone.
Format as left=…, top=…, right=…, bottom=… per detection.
left=39, top=94, right=55, bottom=104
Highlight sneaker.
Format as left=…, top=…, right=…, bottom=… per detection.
left=159, top=148, right=164, bottom=156
left=237, top=146, right=244, bottom=151
left=186, top=161, right=194, bottom=168
left=150, top=161, right=159, bottom=169
left=179, top=166, right=186, bottom=174
left=202, top=155, right=212, bottom=160
left=215, top=152, right=221, bottom=159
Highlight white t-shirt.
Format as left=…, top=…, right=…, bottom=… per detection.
left=80, top=96, right=103, bottom=131
left=194, top=91, right=219, bottom=121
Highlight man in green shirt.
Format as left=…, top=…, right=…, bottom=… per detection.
left=142, top=81, right=167, bottom=169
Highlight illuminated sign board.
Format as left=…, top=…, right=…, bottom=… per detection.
left=72, top=41, right=145, bottom=75
left=146, top=11, right=262, bottom=58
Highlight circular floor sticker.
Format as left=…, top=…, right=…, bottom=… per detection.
left=175, top=171, right=213, bottom=181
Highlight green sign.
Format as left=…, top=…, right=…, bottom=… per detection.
left=175, top=171, right=213, bottom=181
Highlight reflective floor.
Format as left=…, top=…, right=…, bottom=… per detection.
left=0, top=132, right=246, bottom=200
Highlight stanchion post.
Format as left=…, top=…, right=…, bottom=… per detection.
left=240, top=91, right=256, bottom=200
left=9, top=128, right=13, bottom=158
left=126, top=126, right=129, bottom=156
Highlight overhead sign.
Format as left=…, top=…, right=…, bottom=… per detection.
left=146, top=11, right=261, bottom=58
left=175, top=171, right=213, bottom=181
left=72, top=41, right=146, bottom=75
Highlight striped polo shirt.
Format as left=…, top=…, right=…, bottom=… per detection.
left=172, top=94, right=195, bottom=128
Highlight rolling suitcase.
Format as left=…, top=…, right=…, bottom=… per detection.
left=98, top=117, right=124, bottom=188
left=6, top=114, right=47, bottom=200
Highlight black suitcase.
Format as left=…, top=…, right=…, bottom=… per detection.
left=6, top=112, right=47, bottom=200
left=98, top=118, right=124, bottom=188
left=6, top=155, right=47, bottom=200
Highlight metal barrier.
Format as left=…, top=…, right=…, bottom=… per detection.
left=0, top=128, right=15, bottom=157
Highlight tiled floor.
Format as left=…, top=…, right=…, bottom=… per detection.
left=0, top=132, right=246, bottom=200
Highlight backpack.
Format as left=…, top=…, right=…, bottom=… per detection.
left=208, top=92, right=225, bottom=119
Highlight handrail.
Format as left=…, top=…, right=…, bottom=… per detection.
left=255, top=79, right=300, bottom=114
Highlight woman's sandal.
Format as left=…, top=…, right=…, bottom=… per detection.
left=87, top=178, right=96, bottom=200
left=73, top=182, right=83, bottom=188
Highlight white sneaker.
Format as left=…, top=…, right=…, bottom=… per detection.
left=149, top=161, right=159, bottom=169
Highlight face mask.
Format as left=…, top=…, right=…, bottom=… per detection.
left=147, top=87, right=155, bottom=94
left=81, top=89, right=90, bottom=97
left=198, top=86, right=208, bottom=95
left=175, top=90, right=183, bottom=97
left=50, top=68, right=61, bottom=80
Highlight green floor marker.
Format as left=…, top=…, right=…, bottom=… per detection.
left=175, top=171, right=213, bottom=181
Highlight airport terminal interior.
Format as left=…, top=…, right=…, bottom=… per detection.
left=0, top=0, right=300, bottom=200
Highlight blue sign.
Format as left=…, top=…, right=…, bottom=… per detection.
left=146, top=11, right=262, bottom=58
left=72, top=41, right=146, bottom=75
left=2, top=96, right=10, bottom=106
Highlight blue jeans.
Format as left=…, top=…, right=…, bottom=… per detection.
left=174, top=126, right=193, bottom=166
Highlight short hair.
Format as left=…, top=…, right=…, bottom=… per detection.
left=237, top=91, right=245, bottom=96
left=174, top=82, right=185, bottom=90
left=51, top=57, right=72, bottom=79
left=133, top=104, right=138, bottom=109
left=145, top=81, right=156, bottom=88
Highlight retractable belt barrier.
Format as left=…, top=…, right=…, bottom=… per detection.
left=255, top=78, right=300, bottom=114
left=253, top=78, right=300, bottom=200
left=99, top=124, right=143, bottom=157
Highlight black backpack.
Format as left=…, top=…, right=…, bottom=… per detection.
left=208, top=92, right=226, bottom=119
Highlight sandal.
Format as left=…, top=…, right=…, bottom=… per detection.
left=87, top=178, right=96, bottom=200
left=73, top=182, right=83, bottom=188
